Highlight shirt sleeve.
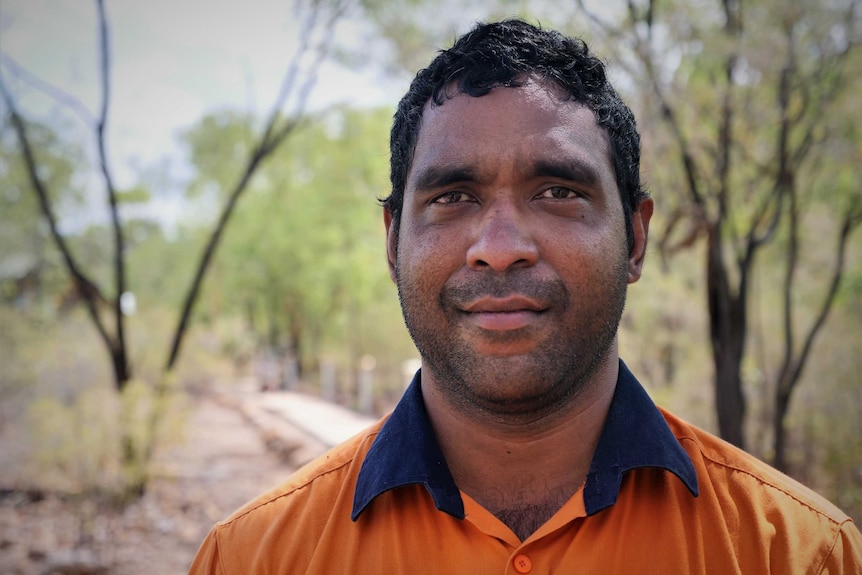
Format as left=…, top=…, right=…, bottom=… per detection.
left=819, top=520, right=862, bottom=574
left=188, top=526, right=226, bottom=575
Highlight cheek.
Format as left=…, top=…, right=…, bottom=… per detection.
left=400, top=223, right=461, bottom=265
left=543, top=228, right=628, bottom=285
left=396, top=231, right=454, bottom=291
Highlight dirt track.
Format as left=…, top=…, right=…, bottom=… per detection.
left=0, top=395, right=296, bottom=574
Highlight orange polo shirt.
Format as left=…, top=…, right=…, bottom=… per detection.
left=189, top=361, right=862, bottom=574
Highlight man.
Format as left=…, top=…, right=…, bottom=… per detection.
left=189, top=19, right=862, bottom=574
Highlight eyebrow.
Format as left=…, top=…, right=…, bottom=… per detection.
left=409, top=165, right=479, bottom=192
left=530, top=158, right=600, bottom=188
left=408, top=157, right=603, bottom=193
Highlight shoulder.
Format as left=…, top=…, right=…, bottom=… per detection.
left=225, top=418, right=384, bottom=526
left=190, top=418, right=385, bottom=574
left=205, top=421, right=382, bottom=573
left=660, top=407, right=850, bottom=524
left=661, top=408, right=862, bottom=555
left=658, top=408, right=862, bottom=572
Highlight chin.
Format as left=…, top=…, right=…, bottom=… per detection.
left=433, top=355, right=588, bottom=418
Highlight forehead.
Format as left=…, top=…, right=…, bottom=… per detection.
left=408, top=80, right=613, bottom=186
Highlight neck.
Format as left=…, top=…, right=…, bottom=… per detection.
left=422, top=357, right=618, bottom=540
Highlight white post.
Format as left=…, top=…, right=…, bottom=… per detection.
left=320, top=359, right=337, bottom=402
left=402, top=358, right=422, bottom=389
left=358, top=355, right=376, bottom=414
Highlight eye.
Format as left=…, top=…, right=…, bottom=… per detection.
left=537, top=186, right=580, bottom=200
left=432, top=190, right=474, bottom=205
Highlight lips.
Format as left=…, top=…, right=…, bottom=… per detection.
left=462, top=296, right=546, bottom=314
left=441, top=274, right=566, bottom=332
left=461, top=296, right=547, bottom=331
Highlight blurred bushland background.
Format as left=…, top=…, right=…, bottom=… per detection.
left=1, top=0, right=860, bottom=572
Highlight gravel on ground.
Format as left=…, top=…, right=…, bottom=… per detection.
left=0, top=393, right=298, bottom=575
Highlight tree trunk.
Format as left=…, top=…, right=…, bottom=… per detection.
left=707, top=229, right=747, bottom=449
left=110, top=345, right=131, bottom=390
left=772, top=387, right=791, bottom=471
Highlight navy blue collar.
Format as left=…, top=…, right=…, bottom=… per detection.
left=352, top=360, right=698, bottom=521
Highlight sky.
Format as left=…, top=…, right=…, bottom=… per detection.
left=0, top=0, right=402, bottom=220
left=0, top=0, right=617, bottom=230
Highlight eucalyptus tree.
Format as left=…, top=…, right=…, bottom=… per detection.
left=577, top=0, right=862, bottom=468
left=185, top=107, right=397, bottom=382
left=0, top=0, right=351, bottom=495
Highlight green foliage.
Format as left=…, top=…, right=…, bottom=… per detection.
left=125, top=223, right=208, bottom=310
left=195, top=106, right=410, bottom=378
left=0, top=307, right=41, bottom=433
left=180, top=111, right=258, bottom=200
left=27, top=385, right=122, bottom=493
left=0, top=119, right=84, bottom=293
left=115, top=186, right=151, bottom=204
left=24, top=373, right=187, bottom=498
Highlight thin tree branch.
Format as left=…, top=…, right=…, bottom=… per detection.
left=94, top=0, right=129, bottom=386
left=0, top=76, right=114, bottom=355
left=165, top=0, right=350, bottom=372
left=631, top=5, right=706, bottom=209
left=0, top=55, right=96, bottom=127
left=575, top=0, right=620, bottom=36
left=743, top=182, right=783, bottom=253
left=778, top=184, right=799, bottom=392
left=784, top=206, right=862, bottom=397
left=748, top=31, right=795, bottom=255
left=257, top=0, right=323, bottom=148
left=264, top=0, right=351, bottom=154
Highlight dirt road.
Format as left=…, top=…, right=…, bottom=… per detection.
left=0, top=394, right=298, bottom=574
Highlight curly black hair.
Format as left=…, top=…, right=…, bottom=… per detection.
left=382, top=19, right=649, bottom=253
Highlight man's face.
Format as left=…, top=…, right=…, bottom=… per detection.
left=385, top=79, right=652, bottom=419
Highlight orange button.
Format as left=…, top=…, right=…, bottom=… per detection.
left=513, top=554, right=532, bottom=574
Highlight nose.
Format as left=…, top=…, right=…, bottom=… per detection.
left=466, top=202, right=539, bottom=271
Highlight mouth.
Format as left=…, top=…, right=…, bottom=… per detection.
left=463, top=296, right=545, bottom=313
left=461, top=296, right=547, bottom=331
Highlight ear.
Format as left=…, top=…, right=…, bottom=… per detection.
left=384, top=208, right=397, bottom=283
left=627, top=198, right=654, bottom=284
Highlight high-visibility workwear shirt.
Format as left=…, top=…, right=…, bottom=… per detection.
left=189, top=361, right=862, bottom=574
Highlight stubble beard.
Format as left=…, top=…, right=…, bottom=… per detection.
left=395, top=259, right=630, bottom=423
